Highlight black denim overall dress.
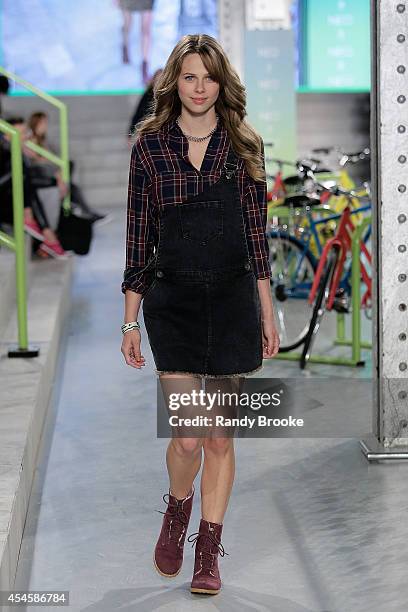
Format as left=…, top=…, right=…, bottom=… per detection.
left=142, top=145, right=263, bottom=378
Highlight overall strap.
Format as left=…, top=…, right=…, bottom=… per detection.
left=223, top=145, right=239, bottom=179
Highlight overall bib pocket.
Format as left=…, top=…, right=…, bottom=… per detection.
left=178, top=200, right=224, bottom=245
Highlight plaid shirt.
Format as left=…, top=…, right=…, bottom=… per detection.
left=121, top=117, right=271, bottom=296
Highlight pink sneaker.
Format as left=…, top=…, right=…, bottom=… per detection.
left=38, top=239, right=70, bottom=260
left=24, top=218, right=44, bottom=241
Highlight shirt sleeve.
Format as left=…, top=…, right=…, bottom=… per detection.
left=242, top=140, right=271, bottom=280
left=121, top=140, right=155, bottom=296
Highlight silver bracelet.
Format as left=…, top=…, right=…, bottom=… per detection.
left=121, top=321, right=140, bottom=334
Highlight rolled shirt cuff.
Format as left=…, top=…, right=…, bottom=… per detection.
left=121, top=267, right=149, bottom=296
left=121, top=279, right=147, bottom=296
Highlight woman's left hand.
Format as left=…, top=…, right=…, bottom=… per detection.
left=262, top=317, right=280, bottom=358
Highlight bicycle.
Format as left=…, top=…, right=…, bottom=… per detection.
left=266, top=146, right=371, bottom=226
left=299, top=183, right=372, bottom=369
left=267, top=183, right=371, bottom=353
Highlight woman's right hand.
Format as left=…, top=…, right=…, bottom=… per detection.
left=121, top=330, right=146, bottom=369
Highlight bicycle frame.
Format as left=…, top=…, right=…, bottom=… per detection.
left=308, top=205, right=372, bottom=310
left=268, top=201, right=372, bottom=299
left=267, top=169, right=286, bottom=202
left=296, top=201, right=372, bottom=258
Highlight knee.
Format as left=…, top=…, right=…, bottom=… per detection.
left=172, top=437, right=203, bottom=457
left=203, top=437, right=233, bottom=457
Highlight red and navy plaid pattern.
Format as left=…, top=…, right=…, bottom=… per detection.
left=122, top=117, right=271, bottom=296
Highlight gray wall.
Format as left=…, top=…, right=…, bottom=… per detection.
left=297, top=92, right=370, bottom=159
left=2, top=92, right=370, bottom=210
left=4, top=91, right=371, bottom=157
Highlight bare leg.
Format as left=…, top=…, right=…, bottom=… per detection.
left=121, top=9, right=132, bottom=64
left=26, top=193, right=60, bottom=243
left=200, top=377, right=243, bottom=523
left=24, top=207, right=34, bottom=221
left=122, top=9, right=132, bottom=47
left=141, top=10, right=152, bottom=60
left=159, top=373, right=204, bottom=500
left=42, top=228, right=59, bottom=242
left=141, top=10, right=153, bottom=83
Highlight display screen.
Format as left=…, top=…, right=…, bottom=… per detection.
left=300, top=0, right=370, bottom=92
left=244, top=29, right=297, bottom=176
left=2, top=0, right=218, bottom=95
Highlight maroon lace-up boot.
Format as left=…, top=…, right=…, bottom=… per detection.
left=188, top=518, right=228, bottom=594
left=154, top=484, right=194, bottom=577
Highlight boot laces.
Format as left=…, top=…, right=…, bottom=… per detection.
left=187, top=531, right=228, bottom=571
left=156, top=493, right=189, bottom=545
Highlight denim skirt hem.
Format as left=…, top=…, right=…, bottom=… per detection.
left=154, top=363, right=263, bottom=379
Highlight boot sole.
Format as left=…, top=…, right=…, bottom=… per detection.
left=191, top=587, right=220, bottom=595
left=39, top=243, right=70, bottom=259
left=153, top=552, right=182, bottom=578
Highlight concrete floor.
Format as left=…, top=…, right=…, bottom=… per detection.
left=12, top=214, right=408, bottom=612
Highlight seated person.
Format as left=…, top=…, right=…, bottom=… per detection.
left=0, top=75, right=10, bottom=119
left=27, top=111, right=112, bottom=225
left=0, top=117, right=68, bottom=259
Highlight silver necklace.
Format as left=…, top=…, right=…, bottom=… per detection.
left=176, top=115, right=219, bottom=142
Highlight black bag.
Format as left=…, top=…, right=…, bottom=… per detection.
left=56, top=207, right=93, bottom=255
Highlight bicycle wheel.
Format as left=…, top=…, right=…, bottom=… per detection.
left=267, top=233, right=317, bottom=352
left=300, top=247, right=339, bottom=369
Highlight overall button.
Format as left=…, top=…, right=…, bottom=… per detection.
left=244, top=262, right=251, bottom=271
left=156, top=270, right=164, bottom=278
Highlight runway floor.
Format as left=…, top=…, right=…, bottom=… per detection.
left=12, top=214, right=408, bottom=612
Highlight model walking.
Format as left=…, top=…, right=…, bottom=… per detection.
left=116, top=0, right=154, bottom=83
left=121, top=34, right=279, bottom=595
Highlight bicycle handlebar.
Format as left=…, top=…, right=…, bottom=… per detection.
left=306, top=175, right=370, bottom=200
left=339, top=147, right=370, bottom=167
left=310, top=145, right=370, bottom=161
left=265, top=157, right=298, bottom=168
left=265, top=158, right=322, bottom=174
left=266, top=147, right=370, bottom=170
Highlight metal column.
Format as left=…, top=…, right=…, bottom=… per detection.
left=360, top=0, right=408, bottom=460
left=218, top=0, right=246, bottom=78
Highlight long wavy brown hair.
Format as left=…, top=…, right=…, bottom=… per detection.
left=134, top=34, right=265, bottom=182
left=28, top=111, right=48, bottom=146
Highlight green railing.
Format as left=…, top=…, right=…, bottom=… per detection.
left=0, top=120, right=30, bottom=354
left=0, top=67, right=70, bottom=213
left=0, top=68, right=70, bottom=357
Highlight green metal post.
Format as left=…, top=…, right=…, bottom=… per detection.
left=24, top=142, right=64, bottom=167
left=336, top=312, right=346, bottom=343
left=0, top=66, right=70, bottom=357
left=59, top=104, right=70, bottom=214
left=10, top=130, right=28, bottom=349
